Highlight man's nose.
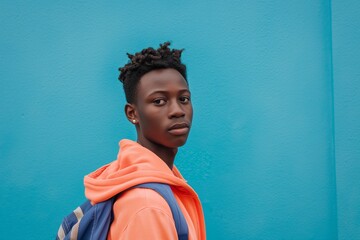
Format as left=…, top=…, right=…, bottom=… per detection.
left=168, top=101, right=185, bottom=118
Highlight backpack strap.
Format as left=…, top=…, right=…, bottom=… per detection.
left=57, top=183, right=189, bottom=240
left=135, top=183, right=189, bottom=240
left=57, top=198, right=114, bottom=240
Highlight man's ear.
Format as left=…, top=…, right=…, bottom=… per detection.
left=125, top=103, right=138, bottom=124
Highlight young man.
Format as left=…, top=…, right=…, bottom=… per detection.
left=84, top=42, right=206, bottom=239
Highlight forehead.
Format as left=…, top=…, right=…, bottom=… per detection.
left=137, top=68, right=188, bottom=94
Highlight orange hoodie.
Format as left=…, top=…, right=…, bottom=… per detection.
left=84, top=139, right=206, bottom=240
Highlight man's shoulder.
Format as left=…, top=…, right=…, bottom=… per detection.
left=114, top=187, right=172, bottom=214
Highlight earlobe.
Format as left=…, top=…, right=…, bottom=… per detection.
left=125, top=103, right=138, bottom=124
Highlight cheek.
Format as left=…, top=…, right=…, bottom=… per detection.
left=139, top=107, right=164, bottom=129
left=187, top=105, right=194, bottom=120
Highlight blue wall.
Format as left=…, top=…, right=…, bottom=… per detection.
left=0, top=1, right=358, bottom=239
left=332, top=0, right=360, bottom=239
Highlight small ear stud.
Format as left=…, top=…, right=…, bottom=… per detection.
left=132, top=119, right=136, bottom=123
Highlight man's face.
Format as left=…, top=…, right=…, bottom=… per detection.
left=134, top=68, right=193, bottom=149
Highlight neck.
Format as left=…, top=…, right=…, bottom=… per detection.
left=137, top=138, right=178, bottom=169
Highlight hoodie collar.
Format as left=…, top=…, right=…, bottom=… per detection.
left=84, top=139, right=188, bottom=203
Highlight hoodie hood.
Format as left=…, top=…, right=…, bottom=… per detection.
left=84, top=139, right=190, bottom=203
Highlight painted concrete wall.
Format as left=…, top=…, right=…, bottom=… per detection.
left=0, top=1, right=358, bottom=239
left=332, top=0, right=360, bottom=239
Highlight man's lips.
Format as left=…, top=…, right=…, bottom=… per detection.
left=168, top=122, right=190, bottom=135
left=168, top=122, right=189, bottom=130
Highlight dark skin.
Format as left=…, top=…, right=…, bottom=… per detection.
left=125, top=68, right=193, bottom=169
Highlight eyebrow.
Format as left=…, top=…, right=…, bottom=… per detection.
left=147, top=89, right=191, bottom=96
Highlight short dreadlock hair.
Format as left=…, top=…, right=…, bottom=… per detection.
left=118, top=42, right=187, bottom=103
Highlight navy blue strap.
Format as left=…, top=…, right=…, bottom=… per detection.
left=59, top=199, right=114, bottom=240
left=135, top=183, right=189, bottom=240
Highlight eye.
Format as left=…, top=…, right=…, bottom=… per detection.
left=153, top=98, right=166, bottom=106
left=179, top=96, right=190, bottom=103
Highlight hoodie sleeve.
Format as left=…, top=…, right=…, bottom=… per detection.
left=120, top=207, right=178, bottom=240
left=107, top=188, right=178, bottom=240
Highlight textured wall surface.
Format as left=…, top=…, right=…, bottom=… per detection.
left=0, top=1, right=358, bottom=239
left=332, top=0, right=360, bottom=239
